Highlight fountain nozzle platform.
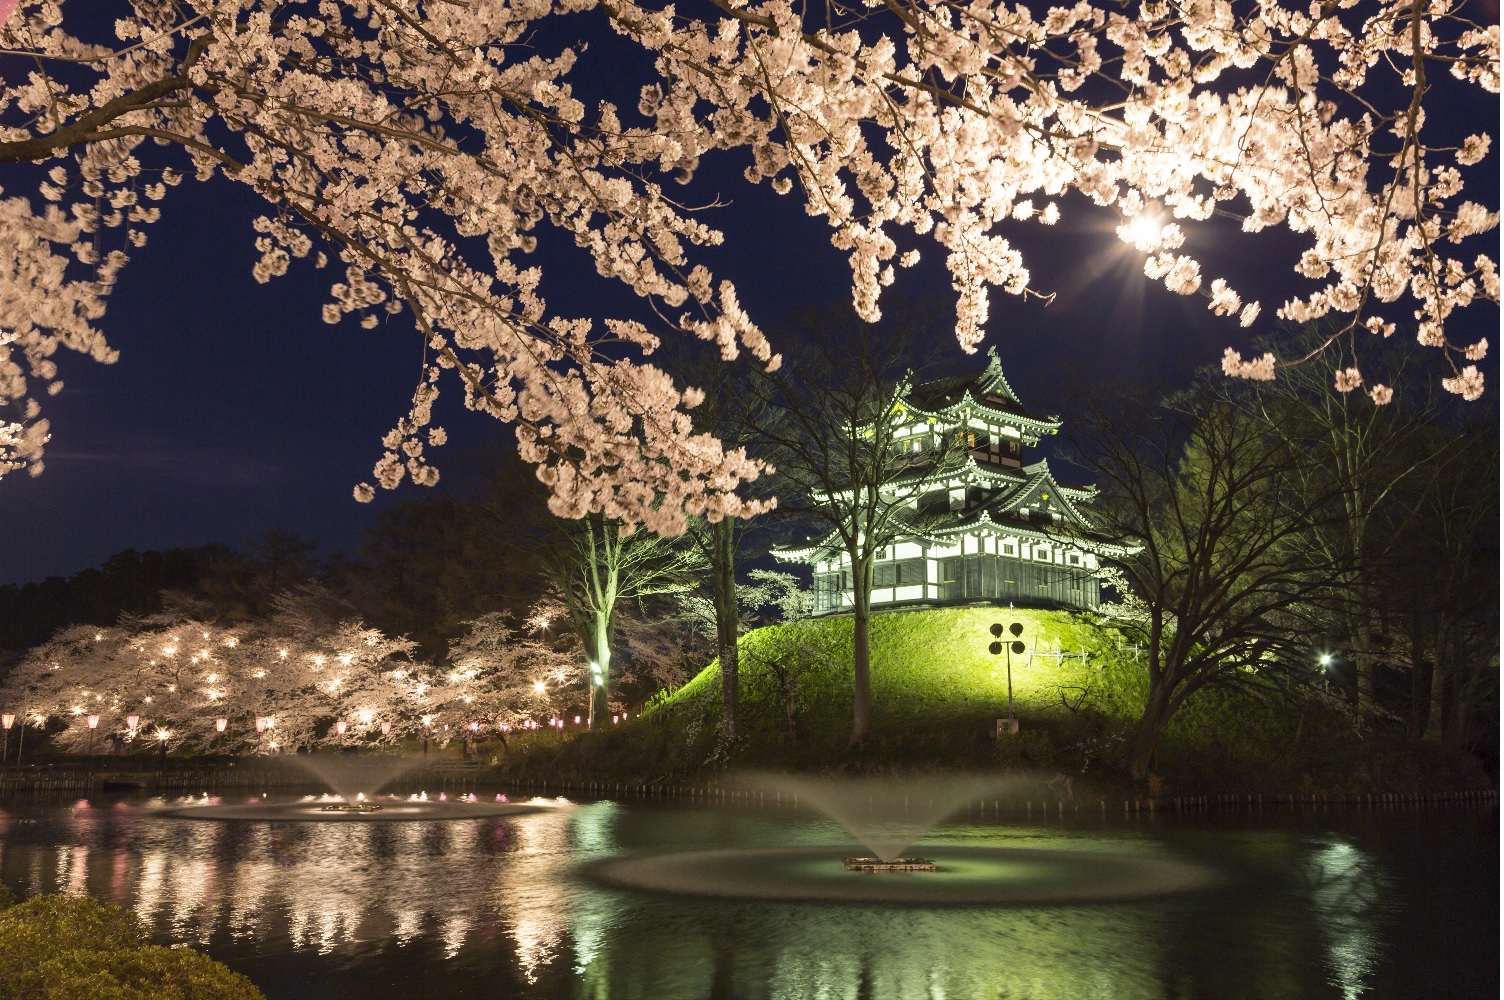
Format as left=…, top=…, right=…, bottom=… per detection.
left=843, top=857, right=936, bottom=872
left=319, top=803, right=385, bottom=814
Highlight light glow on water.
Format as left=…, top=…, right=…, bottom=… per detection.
left=0, top=795, right=1491, bottom=998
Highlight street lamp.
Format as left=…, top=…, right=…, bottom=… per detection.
left=1318, top=653, right=1334, bottom=668
left=86, top=714, right=100, bottom=757
left=989, top=622, right=1025, bottom=736
left=2, top=712, right=13, bottom=771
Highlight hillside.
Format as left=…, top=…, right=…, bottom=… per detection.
left=498, top=607, right=1488, bottom=794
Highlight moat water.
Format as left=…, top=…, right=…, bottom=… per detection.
left=0, top=790, right=1494, bottom=999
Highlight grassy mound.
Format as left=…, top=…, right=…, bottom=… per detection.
left=498, top=606, right=1486, bottom=794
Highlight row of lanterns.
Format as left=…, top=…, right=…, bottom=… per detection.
left=2, top=710, right=629, bottom=741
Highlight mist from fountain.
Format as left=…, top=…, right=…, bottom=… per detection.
left=746, top=773, right=1027, bottom=862
left=283, top=754, right=420, bottom=803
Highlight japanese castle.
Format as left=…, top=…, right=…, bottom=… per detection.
left=778, top=349, right=1132, bottom=615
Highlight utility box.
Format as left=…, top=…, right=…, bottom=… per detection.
left=994, top=718, right=1020, bottom=737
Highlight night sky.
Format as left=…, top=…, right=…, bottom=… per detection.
left=0, top=21, right=1497, bottom=586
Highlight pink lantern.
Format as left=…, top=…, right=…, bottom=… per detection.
left=255, top=717, right=268, bottom=733
left=469, top=721, right=479, bottom=732
left=380, top=721, right=392, bottom=736
left=126, top=715, right=139, bottom=732
left=612, top=714, right=619, bottom=725
left=87, top=715, right=100, bottom=729
left=214, top=717, right=228, bottom=733
left=335, top=720, right=348, bottom=736
left=574, top=715, right=581, bottom=724
left=1, top=713, right=13, bottom=730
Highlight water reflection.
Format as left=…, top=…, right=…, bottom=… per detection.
left=1306, top=839, right=1388, bottom=1000
left=0, top=796, right=1489, bottom=1000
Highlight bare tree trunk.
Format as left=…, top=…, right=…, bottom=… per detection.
left=1353, top=611, right=1378, bottom=716
left=588, top=612, right=611, bottom=729
left=850, top=590, right=872, bottom=748
left=1410, top=642, right=1431, bottom=739
left=1123, top=681, right=1175, bottom=784
left=712, top=520, right=740, bottom=739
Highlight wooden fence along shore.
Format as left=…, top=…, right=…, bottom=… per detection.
left=0, top=765, right=1496, bottom=816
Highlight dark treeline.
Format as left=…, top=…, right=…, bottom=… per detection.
left=0, top=459, right=552, bottom=668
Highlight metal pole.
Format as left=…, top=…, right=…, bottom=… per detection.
left=1006, top=645, right=1015, bottom=721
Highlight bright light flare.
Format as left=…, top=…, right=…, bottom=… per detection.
left=1118, top=213, right=1165, bottom=251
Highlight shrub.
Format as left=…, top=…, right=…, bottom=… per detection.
left=0, top=895, right=264, bottom=1000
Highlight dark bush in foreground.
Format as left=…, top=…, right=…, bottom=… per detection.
left=0, top=893, right=264, bottom=1000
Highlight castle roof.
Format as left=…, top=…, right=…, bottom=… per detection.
left=901, top=347, right=1062, bottom=437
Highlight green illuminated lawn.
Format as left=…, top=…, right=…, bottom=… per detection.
left=503, top=606, right=1483, bottom=792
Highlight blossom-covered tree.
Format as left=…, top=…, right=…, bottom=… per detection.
left=0, top=585, right=603, bottom=754
left=442, top=603, right=584, bottom=735
left=0, top=588, right=428, bottom=753
left=0, top=0, right=1495, bottom=525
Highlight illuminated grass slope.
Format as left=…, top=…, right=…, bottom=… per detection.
left=655, top=606, right=1132, bottom=740
left=517, top=606, right=1482, bottom=790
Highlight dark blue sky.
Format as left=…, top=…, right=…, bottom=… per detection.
left=1, top=29, right=1497, bottom=585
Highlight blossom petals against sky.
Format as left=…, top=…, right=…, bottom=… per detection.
left=0, top=0, right=1498, bottom=583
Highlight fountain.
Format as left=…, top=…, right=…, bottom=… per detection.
left=589, top=772, right=1220, bottom=904
left=749, top=772, right=1012, bottom=869
left=154, top=754, right=557, bottom=822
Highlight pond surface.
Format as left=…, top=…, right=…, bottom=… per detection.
left=0, top=791, right=1494, bottom=999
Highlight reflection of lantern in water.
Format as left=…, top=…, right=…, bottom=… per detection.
left=335, top=720, right=348, bottom=736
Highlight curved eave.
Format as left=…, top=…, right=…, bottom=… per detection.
left=902, top=390, right=1063, bottom=434
left=930, top=511, right=1137, bottom=558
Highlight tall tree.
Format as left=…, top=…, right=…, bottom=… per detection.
left=1072, top=379, right=1350, bottom=783
left=1, top=1, right=1493, bottom=518
left=1237, top=331, right=1462, bottom=716
left=672, top=345, right=778, bottom=740
left=536, top=514, right=702, bottom=727
left=754, top=309, right=960, bottom=746
left=1388, top=424, right=1499, bottom=750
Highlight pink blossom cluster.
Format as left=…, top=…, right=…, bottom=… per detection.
left=0, top=0, right=1497, bottom=521
left=0, top=592, right=583, bottom=753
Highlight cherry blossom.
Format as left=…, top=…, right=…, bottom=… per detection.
left=0, top=0, right=1496, bottom=525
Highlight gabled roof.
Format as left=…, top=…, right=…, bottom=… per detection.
left=989, top=459, right=1099, bottom=530
left=902, top=348, right=1062, bottom=434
